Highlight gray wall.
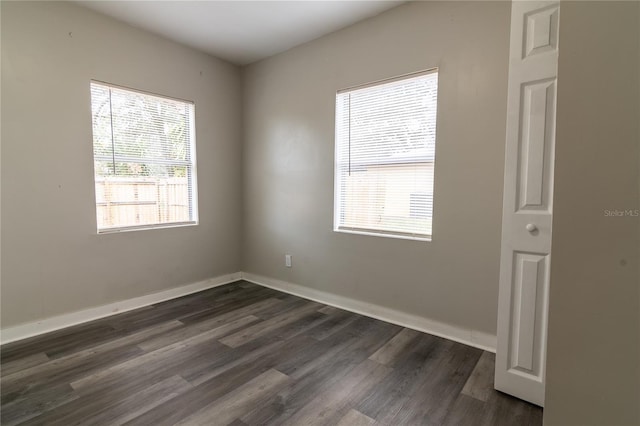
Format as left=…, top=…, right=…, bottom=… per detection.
left=3, top=2, right=639, bottom=422
left=545, top=2, right=640, bottom=424
left=242, top=1, right=511, bottom=338
left=1, top=1, right=243, bottom=327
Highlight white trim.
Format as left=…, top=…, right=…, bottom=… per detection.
left=1, top=270, right=497, bottom=353
left=337, top=68, right=439, bottom=94
left=240, top=272, right=496, bottom=353
left=0, top=272, right=241, bottom=345
left=91, top=79, right=195, bottom=105
left=334, top=228, right=431, bottom=242
left=98, top=221, right=198, bottom=234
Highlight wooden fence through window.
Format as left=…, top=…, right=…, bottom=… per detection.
left=95, top=177, right=190, bottom=229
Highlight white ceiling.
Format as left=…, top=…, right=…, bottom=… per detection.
left=77, top=1, right=404, bottom=65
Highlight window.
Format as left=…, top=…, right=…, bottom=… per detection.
left=90, top=81, right=198, bottom=232
left=334, top=70, right=438, bottom=240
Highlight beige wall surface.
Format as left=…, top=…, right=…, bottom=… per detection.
left=242, top=1, right=511, bottom=337
left=1, top=1, right=243, bottom=327
left=545, top=2, right=640, bottom=425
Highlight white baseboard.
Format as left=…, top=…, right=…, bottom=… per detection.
left=1, top=270, right=497, bottom=353
left=0, top=272, right=242, bottom=345
left=241, top=271, right=497, bottom=353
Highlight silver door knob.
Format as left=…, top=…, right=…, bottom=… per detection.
left=525, top=223, right=537, bottom=232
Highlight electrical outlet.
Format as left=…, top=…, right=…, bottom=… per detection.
left=285, top=254, right=292, bottom=268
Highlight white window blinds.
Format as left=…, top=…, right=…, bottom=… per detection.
left=334, top=70, right=438, bottom=240
left=90, top=81, right=198, bottom=232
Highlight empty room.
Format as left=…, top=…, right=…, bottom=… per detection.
left=1, top=1, right=638, bottom=425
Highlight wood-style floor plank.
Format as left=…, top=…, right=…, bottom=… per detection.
left=137, top=313, right=260, bottom=352
left=388, top=341, right=482, bottom=425
left=175, top=369, right=291, bottom=426
left=80, top=375, right=191, bottom=426
left=1, top=344, right=143, bottom=406
left=369, top=327, right=421, bottom=365
left=1, top=320, right=181, bottom=390
left=461, top=350, right=496, bottom=402
left=124, top=340, right=297, bottom=426
left=69, top=316, right=257, bottom=391
left=1, top=323, right=119, bottom=363
left=0, top=383, right=78, bottom=426
left=1, top=281, right=542, bottom=426
left=281, top=359, right=391, bottom=426
left=356, top=332, right=445, bottom=423
left=239, top=319, right=401, bottom=425
left=0, top=353, right=50, bottom=378
left=336, top=409, right=377, bottom=426
left=306, top=309, right=359, bottom=341
left=20, top=375, right=191, bottom=426
left=219, top=302, right=321, bottom=348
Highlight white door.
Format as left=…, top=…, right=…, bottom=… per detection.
left=495, top=0, right=560, bottom=407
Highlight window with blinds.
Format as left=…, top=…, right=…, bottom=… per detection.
left=334, top=70, right=438, bottom=240
left=90, top=81, right=198, bottom=232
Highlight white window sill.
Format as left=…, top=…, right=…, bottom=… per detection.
left=98, top=221, right=198, bottom=234
left=334, top=228, right=431, bottom=242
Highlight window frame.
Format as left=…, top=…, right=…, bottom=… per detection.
left=89, top=80, right=199, bottom=234
left=333, top=69, right=439, bottom=242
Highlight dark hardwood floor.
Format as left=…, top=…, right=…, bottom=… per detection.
left=0, top=281, right=542, bottom=425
